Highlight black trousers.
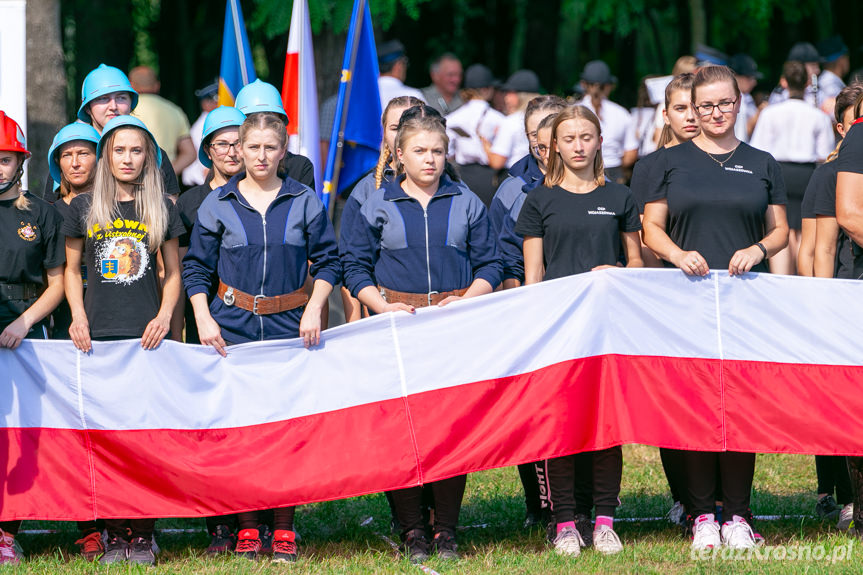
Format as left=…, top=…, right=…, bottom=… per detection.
left=238, top=507, right=294, bottom=532
left=847, top=457, right=863, bottom=526
left=546, top=446, right=622, bottom=524
left=660, top=448, right=688, bottom=506
left=105, top=518, right=156, bottom=540
left=684, top=451, right=755, bottom=519
left=518, top=462, right=542, bottom=516
left=816, top=455, right=853, bottom=504
left=390, top=475, right=466, bottom=537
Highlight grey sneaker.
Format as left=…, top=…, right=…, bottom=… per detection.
left=552, top=526, right=583, bottom=557
left=593, top=525, right=623, bottom=554
left=402, top=528, right=430, bottom=564
left=128, top=536, right=155, bottom=565
left=433, top=529, right=459, bottom=560
left=99, top=536, right=129, bottom=564
left=816, top=495, right=841, bottom=521
left=838, top=503, right=854, bottom=530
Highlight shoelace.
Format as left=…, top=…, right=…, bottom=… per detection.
left=595, top=527, right=620, bottom=546
left=727, top=521, right=755, bottom=545
left=273, top=539, right=297, bottom=554
left=75, top=533, right=103, bottom=552
left=235, top=537, right=261, bottom=553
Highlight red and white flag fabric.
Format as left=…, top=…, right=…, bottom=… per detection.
left=2, top=269, right=863, bottom=521
left=281, top=0, right=322, bottom=196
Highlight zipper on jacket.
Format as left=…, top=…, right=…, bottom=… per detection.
left=259, top=214, right=267, bottom=340
left=423, top=206, right=433, bottom=303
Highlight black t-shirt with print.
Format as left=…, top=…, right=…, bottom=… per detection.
left=643, top=140, right=787, bottom=272
left=515, top=182, right=641, bottom=280
left=0, top=192, right=65, bottom=329
left=63, top=193, right=185, bottom=338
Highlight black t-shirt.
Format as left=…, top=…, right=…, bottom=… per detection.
left=643, top=140, right=787, bottom=272
left=514, top=182, right=641, bottom=280
left=807, top=162, right=854, bottom=279
left=282, top=151, right=315, bottom=189
left=835, top=122, right=863, bottom=279
left=62, top=193, right=185, bottom=338
left=0, top=192, right=65, bottom=328
left=629, top=148, right=664, bottom=214
left=177, top=183, right=213, bottom=248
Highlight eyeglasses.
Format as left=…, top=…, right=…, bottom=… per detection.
left=693, top=98, right=738, bottom=117
left=209, top=140, right=240, bottom=154
left=532, top=144, right=549, bottom=155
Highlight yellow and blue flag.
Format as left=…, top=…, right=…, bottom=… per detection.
left=322, top=0, right=382, bottom=209
left=218, top=0, right=256, bottom=106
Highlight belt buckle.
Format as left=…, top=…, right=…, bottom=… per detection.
left=253, top=294, right=265, bottom=315
left=223, top=287, right=235, bottom=306
left=428, top=290, right=439, bottom=307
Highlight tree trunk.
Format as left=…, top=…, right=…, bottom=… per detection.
left=688, top=0, right=706, bottom=52
left=26, top=0, right=66, bottom=196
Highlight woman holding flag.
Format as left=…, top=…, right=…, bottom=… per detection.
left=342, top=104, right=501, bottom=562
left=642, top=65, right=788, bottom=551
left=183, top=111, right=340, bottom=562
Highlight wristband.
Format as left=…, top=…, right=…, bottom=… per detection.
left=755, top=242, right=768, bottom=260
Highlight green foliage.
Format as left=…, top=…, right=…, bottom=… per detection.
left=247, top=0, right=433, bottom=38
left=131, top=0, right=160, bottom=70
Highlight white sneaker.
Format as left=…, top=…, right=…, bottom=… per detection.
left=552, top=526, right=584, bottom=557
left=667, top=501, right=685, bottom=526
left=837, top=503, right=854, bottom=530
left=691, top=514, right=721, bottom=550
left=721, top=516, right=757, bottom=550
left=593, top=525, right=623, bottom=555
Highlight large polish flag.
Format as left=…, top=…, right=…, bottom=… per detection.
left=281, top=0, right=322, bottom=197
left=2, top=269, right=863, bottom=521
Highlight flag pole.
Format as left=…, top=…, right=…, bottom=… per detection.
left=326, top=0, right=367, bottom=218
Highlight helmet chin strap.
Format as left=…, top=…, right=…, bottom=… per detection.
left=0, top=163, right=24, bottom=194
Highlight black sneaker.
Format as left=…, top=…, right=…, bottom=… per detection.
left=402, top=528, right=430, bottom=563
left=816, top=495, right=841, bottom=521
left=433, top=529, right=459, bottom=560
left=575, top=513, right=593, bottom=547
left=99, top=536, right=129, bottom=564
left=206, top=524, right=236, bottom=555
left=523, top=511, right=542, bottom=529
left=128, top=536, right=155, bottom=565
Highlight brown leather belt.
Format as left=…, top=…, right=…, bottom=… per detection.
left=217, top=281, right=309, bottom=315
left=379, top=286, right=467, bottom=308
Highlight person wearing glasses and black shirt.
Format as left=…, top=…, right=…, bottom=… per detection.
left=643, top=65, right=788, bottom=551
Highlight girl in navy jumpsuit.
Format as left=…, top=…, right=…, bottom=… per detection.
left=342, top=105, right=502, bottom=562
left=183, top=112, right=340, bottom=562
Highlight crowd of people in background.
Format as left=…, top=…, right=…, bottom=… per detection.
left=1, top=33, right=863, bottom=566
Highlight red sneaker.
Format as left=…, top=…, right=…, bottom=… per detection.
left=234, top=528, right=262, bottom=560
left=75, top=531, right=105, bottom=561
left=272, top=530, right=299, bottom=563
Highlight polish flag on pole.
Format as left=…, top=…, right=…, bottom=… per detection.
left=282, top=0, right=322, bottom=197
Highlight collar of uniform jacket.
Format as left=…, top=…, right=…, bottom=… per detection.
left=383, top=173, right=463, bottom=202
left=216, top=172, right=309, bottom=206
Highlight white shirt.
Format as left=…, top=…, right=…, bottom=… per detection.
left=378, top=76, right=426, bottom=112
left=490, top=110, right=528, bottom=169
left=769, top=85, right=819, bottom=107
left=578, top=96, right=638, bottom=168
left=749, top=98, right=835, bottom=163
left=182, top=111, right=207, bottom=186
left=631, top=107, right=657, bottom=157
left=734, top=93, right=757, bottom=143
left=445, top=100, right=505, bottom=165
left=818, top=69, right=846, bottom=102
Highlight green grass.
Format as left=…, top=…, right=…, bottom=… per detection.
left=7, top=446, right=863, bottom=573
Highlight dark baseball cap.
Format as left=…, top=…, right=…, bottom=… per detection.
left=788, top=42, right=821, bottom=63
left=694, top=44, right=729, bottom=67
left=728, top=54, right=763, bottom=80
left=817, top=36, right=848, bottom=63
left=194, top=81, right=219, bottom=100
left=580, top=60, right=617, bottom=85
left=464, top=64, right=495, bottom=89
left=378, top=40, right=407, bottom=65
left=501, top=69, right=541, bottom=93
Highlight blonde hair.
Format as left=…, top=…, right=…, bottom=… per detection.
left=88, top=127, right=167, bottom=252
left=375, top=96, right=424, bottom=188
left=393, top=105, right=449, bottom=177
left=657, top=73, right=695, bottom=148
left=13, top=153, right=29, bottom=211
left=543, top=105, right=605, bottom=188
